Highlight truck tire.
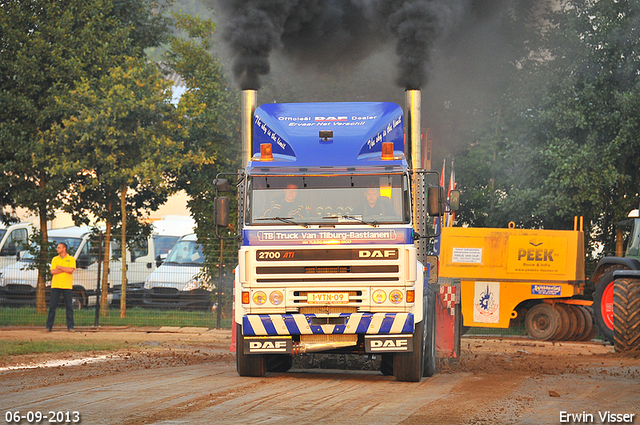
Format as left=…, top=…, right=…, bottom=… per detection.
left=393, top=319, right=424, bottom=382
left=267, top=355, right=293, bottom=373
left=613, top=278, right=640, bottom=352
left=423, top=286, right=437, bottom=377
left=525, top=303, right=560, bottom=340
left=236, top=323, right=267, bottom=377
left=594, top=267, right=624, bottom=344
left=380, top=354, right=393, bottom=376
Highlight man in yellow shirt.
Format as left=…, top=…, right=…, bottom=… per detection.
left=46, top=242, right=76, bottom=332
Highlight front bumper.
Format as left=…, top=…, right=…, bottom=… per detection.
left=242, top=312, right=414, bottom=336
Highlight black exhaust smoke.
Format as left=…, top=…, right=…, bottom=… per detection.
left=218, top=0, right=509, bottom=90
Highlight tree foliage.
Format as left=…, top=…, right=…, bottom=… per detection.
left=456, top=0, right=640, bottom=260
left=0, top=0, right=171, bottom=312
left=164, top=12, right=241, bottom=282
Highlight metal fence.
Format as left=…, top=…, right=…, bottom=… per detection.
left=0, top=238, right=237, bottom=329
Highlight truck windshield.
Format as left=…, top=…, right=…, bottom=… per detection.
left=247, top=173, right=408, bottom=225
left=0, top=229, right=6, bottom=240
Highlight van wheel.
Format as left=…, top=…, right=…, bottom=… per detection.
left=72, top=294, right=83, bottom=310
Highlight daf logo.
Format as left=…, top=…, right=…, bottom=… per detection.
left=315, top=116, right=347, bottom=122
left=358, top=250, right=397, bottom=258
left=249, top=341, right=287, bottom=350
left=371, top=339, right=408, bottom=348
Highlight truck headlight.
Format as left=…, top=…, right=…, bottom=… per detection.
left=144, top=279, right=151, bottom=290
left=372, top=289, right=386, bottom=304
left=389, top=290, right=403, bottom=304
left=269, top=290, right=283, bottom=305
left=253, top=291, right=267, bottom=305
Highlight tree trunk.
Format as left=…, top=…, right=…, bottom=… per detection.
left=36, top=207, right=48, bottom=314
left=100, top=205, right=112, bottom=316
left=120, top=186, right=127, bottom=318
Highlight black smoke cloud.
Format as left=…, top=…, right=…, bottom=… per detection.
left=217, top=0, right=474, bottom=90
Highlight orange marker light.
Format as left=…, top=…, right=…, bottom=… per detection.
left=406, top=290, right=415, bottom=303
left=260, top=143, right=273, bottom=161
left=381, top=142, right=394, bottom=160
left=242, top=291, right=250, bottom=304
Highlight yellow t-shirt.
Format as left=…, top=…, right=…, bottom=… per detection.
left=51, top=255, right=76, bottom=289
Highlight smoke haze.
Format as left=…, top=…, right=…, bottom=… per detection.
left=217, top=0, right=478, bottom=90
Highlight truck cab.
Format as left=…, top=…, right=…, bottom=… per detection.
left=231, top=100, right=445, bottom=381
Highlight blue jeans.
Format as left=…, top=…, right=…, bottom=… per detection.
left=46, top=288, right=74, bottom=330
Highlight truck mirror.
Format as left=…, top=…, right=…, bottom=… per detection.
left=449, top=189, right=460, bottom=211
left=215, top=197, right=230, bottom=227
left=214, top=178, right=231, bottom=192
left=427, top=186, right=445, bottom=216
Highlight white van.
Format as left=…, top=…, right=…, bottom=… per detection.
left=142, top=233, right=213, bottom=309
left=0, top=222, right=34, bottom=269
left=112, top=216, right=196, bottom=306
left=0, top=226, right=114, bottom=308
left=0, top=218, right=195, bottom=308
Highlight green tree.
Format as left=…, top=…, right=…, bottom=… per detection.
left=164, top=12, right=241, bottom=298
left=457, top=0, right=640, bottom=261
left=53, top=57, right=184, bottom=316
left=0, top=0, right=171, bottom=312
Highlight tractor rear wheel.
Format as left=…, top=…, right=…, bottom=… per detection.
left=613, top=278, right=640, bottom=352
left=525, top=303, right=560, bottom=340
left=594, top=267, right=624, bottom=344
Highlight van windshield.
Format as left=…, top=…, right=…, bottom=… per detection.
left=247, top=173, right=408, bottom=225
left=0, top=229, right=6, bottom=240
left=164, top=240, right=205, bottom=266
left=22, top=237, right=83, bottom=260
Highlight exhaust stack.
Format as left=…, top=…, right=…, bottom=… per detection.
left=406, top=90, right=423, bottom=241
left=241, top=90, right=257, bottom=168
left=405, top=90, right=422, bottom=171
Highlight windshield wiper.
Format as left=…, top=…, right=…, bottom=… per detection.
left=322, top=215, right=378, bottom=227
left=255, top=217, right=309, bottom=228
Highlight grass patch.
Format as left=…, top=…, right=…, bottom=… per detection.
left=0, top=306, right=233, bottom=329
left=0, top=340, right=129, bottom=357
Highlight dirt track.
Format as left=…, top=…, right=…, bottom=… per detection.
left=0, top=327, right=639, bottom=425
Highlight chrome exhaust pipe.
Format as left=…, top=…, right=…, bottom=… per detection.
left=292, top=341, right=358, bottom=355
left=406, top=90, right=422, bottom=237
left=241, top=90, right=257, bottom=168
left=405, top=89, right=422, bottom=171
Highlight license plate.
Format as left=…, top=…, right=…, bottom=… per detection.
left=307, top=292, right=349, bottom=304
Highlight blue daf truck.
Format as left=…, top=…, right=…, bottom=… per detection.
left=217, top=90, right=455, bottom=382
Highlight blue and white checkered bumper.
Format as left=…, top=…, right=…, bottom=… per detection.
left=242, top=313, right=414, bottom=336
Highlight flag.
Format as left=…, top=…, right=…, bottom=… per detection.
left=446, top=159, right=456, bottom=227
left=433, top=159, right=446, bottom=255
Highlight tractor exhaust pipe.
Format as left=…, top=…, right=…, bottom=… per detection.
left=241, top=90, right=257, bottom=168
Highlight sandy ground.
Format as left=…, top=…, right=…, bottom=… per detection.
left=0, top=327, right=639, bottom=424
